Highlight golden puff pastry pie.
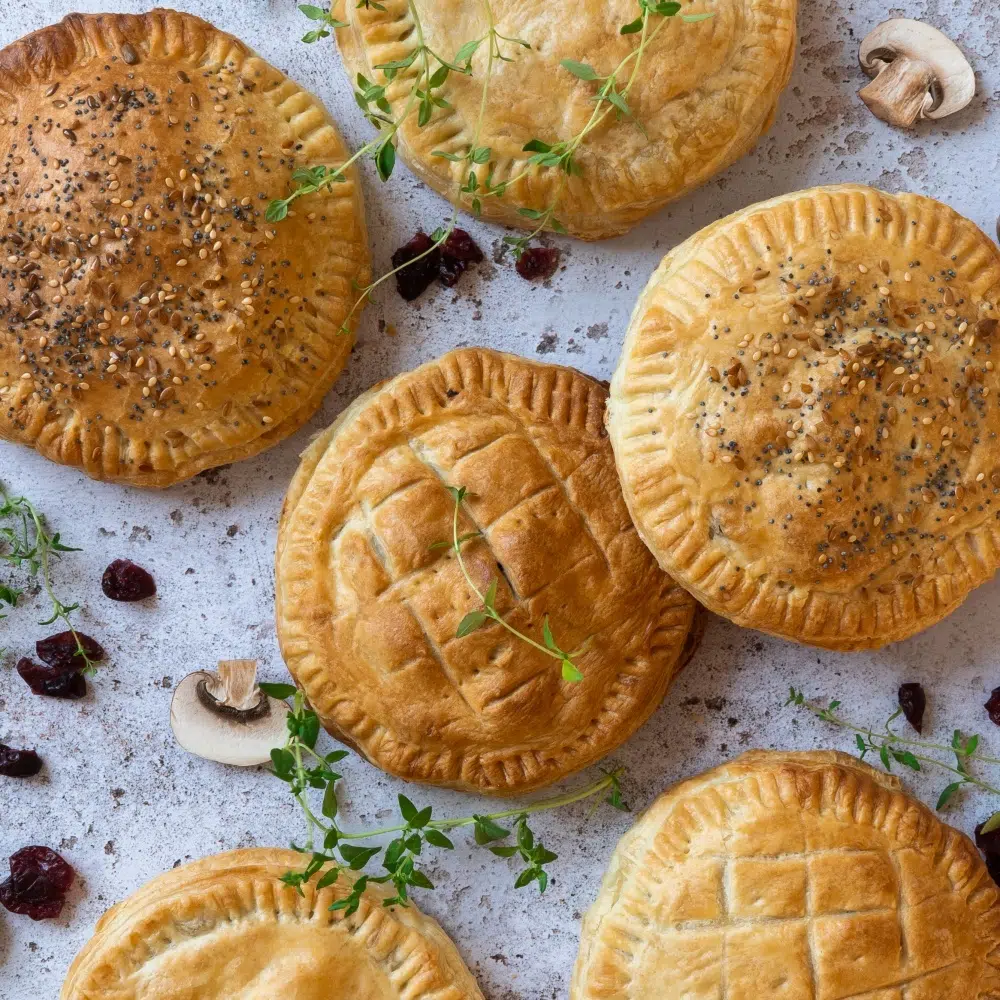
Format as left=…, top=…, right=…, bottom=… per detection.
left=61, top=848, right=485, bottom=1000
left=572, top=750, right=1000, bottom=1000
left=609, top=184, right=1000, bottom=650
left=0, top=10, right=369, bottom=487
left=331, top=0, right=797, bottom=240
left=276, top=348, right=698, bottom=795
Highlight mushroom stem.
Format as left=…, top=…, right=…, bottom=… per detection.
left=201, top=659, right=266, bottom=716
left=859, top=56, right=936, bottom=128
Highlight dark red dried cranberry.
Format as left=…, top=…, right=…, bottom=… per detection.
left=441, top=228, right=484, bottom=263
left=0, top=745, right=42, bottom=777
left=102, top=559, right=156, bottom=601
left=986, top=688, right=1000, bottom=726
left=437, top=253, right=468, bottom=288
left=16, top=658, right=87, bottom=699
left=516, top=246, right=560, bottom=281
left=0, top=846, right=75, bottom=920
left=897, top=683, right=926, bottom=733
left=36, top=631, right=104, bottom=671
left=976, top=820, right=1000, bottom=886
left=391, top=232, right=440, bottom=301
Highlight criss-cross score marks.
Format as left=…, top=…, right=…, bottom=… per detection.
left=330, top=428, right=610, bottom=718
left=624, top=838, right=975, bottom=1000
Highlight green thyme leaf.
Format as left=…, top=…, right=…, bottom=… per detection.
left=260, top=682, right=298, bottom=700
left=424, top=829, right=454, bottom=849
left=375, top=141, right=396, bottom=182
left=457, top=610, right=488, bottom=637
left=561, top=59, right=599, bottom=81
left=936, top=782, right=963, bottom=810
left=265, top=200, right=288, bottom=222
left=473, top=815, right=510, bottom=844
left=562, top=660, right=584, bottom=683
left=339, top=844, right=381, bottom=870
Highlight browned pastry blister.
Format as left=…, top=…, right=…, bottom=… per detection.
left=276, top=348, right=697, bottom=795
left=0, top=10, right=369, bottom=486
left=609, top=184, right=1000, bottom=650
left=572, top=750, right=1000, bottom=1000
left=333, top=0, right=797, bottom=240
left=60, top=848, right=484, bottom=999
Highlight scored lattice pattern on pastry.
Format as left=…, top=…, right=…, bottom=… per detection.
left=572, top=751, right=1000, bottom=1000
left=276, top=349, right=697, bottom=794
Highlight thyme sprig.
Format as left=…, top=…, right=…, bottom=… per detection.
left=271, top=0, right=712, bottom=282
left=0, top=488, right=97, bottom=672
left=786, top=688, right=1000, bottom=830
left=436, top=486, right=586, bottom=682
left=501, top=0, right=713, bottom=258
left=263, top=688, right=626, bottom=912
left=268, top=1, right=526, bottom=332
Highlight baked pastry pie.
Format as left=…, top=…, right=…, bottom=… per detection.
left=276, top=348, right=697, bottom=794
left=609, top=184, right=1000, bottom=650
left=572, top=750, right=1000, bottom=1000
left=61, top=848, right=484, bottom=999
left=331, top=0, right=797, bottom=240
left=0, top=10, right=369, bottom=487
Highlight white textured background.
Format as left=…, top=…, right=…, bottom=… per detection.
left=2, top=0, right=1000, bottom=996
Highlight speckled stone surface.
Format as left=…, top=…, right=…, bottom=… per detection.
left=2, top=0, right=1000, bottom=996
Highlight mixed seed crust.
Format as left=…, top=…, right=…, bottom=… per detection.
left=610, top=185, right=1000, bottom=649
left=0, top=10, right=369, bottom=486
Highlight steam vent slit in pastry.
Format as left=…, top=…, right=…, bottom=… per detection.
left=572, top=750, right=1000, bottom=1000
left=0, top=10, right=370, bottom=487
left=276, top=348, right=698, bottom=794
left=61, top=848, right=486, bottom=999
left=331, top=0, right=798, bottom=240
left=609, top=184, right=1000, bottom=650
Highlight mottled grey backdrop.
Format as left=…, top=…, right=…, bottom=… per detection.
left=1, top=0, right=999, bottom=996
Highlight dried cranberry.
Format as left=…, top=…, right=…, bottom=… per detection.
left=442, top=228, right=484, bottom=263
left=976, top=820, right=1000, bottom=887
left=0, top=745, right=42, bottom=777
left=16, top=657, right=87, bottom=699
left=102, top=559, right=156, bottom=601
left=976, top=820, right=1000, bottom=856
left=391, top=232, right=440, bottom=301
left=897, top=682, right=926, bottom=733
left=36, top=631, right=104, bottom=671
left=516, top=246, right=560, bottom=281
left=0, top=846, right=75, bottom=920
left=438, top=254, right=469, bottom=288
left=986, top=688, right=1000, bottom=726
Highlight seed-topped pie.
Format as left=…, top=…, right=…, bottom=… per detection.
left=609, top=184, right=1000, bottom=650
left=331, top=0, right=797, bottom=240
left=61, top=848, right=485, bottom=999
left=276, top=348, right=697, bottom=794
left=0, top=10, right=369, bottom=487
left=572, top=750, right=1000, bottom=1000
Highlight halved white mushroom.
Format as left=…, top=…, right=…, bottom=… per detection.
left=170, top=660, right=290, bottom=766
left=859, top=19, right=974, bottom=129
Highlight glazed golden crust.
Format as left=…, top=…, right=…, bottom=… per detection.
left=276, top=348, right=697, bottom=794
left=572, top=750, right=1000, bottom=1000
left=332, top=0, right=797, bottom=240
left=609, top=184, right=1000, bottom=650
left=61, top=848, right=484, bottom=1000
left=0, top=10, right=369, bottom=487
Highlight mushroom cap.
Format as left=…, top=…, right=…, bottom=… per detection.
left=860, top=18, right=975, bottom=120
left=170, top=664, right=290, bottom=767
